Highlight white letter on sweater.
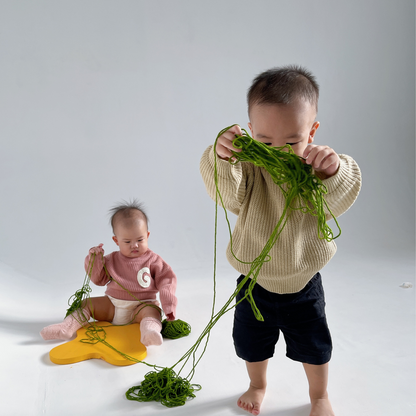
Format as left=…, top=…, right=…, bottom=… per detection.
left=137, top=267, right=151, bottom=288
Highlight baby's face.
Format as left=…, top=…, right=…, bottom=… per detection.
left=248, top=100, right=319, bottom=158
left=112, top=220, right=149, bottom=258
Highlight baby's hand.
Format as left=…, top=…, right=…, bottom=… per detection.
left=215, top=124, right=243, bottom=161
left=89, top=244, right=104, bottom=256
left=303, top=144, right=340, bottom=178
left=166, top=312, right=175, bottom=321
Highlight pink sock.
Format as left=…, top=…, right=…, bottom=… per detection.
left=40, top=308, right=91, bottom=340
left=140, top=317, right=163, bottom=347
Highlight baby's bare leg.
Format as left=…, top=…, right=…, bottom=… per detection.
left=133, top=302, right=163, bottom=347
left=237, top=360, right=268, bottom=416
left=303, top=363, right=335, bottom=416
left=83, top=296, right=115, bottom=322
left=133, top=302, right=162, bottom=323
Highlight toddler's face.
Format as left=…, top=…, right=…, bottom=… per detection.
left=248, top=100, right=319, bottom=158
left=112, top=220, right=150, bottom=258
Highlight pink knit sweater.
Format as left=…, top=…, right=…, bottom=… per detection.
left=84, top=249, right=178, bottom=320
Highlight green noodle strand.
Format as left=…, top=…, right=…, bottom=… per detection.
left=64, top=124, right=341, bottom=407
left=124, top=125, right=342, bottom=407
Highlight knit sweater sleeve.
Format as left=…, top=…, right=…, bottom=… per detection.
left=200, top=145, right=251, bottom=215
left=150, top=256, right=178, bottom=320
left=84, top=252, right=110, bottom=286
left=321, top=154, right=362, bottom=220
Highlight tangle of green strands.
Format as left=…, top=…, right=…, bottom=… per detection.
left=126, top=368, right=199, bottom=407
left=65, top=259, right=94, bottom=318
left=125, top=124, right=342, bottom=407
left=161, top=319, right=191, bottom=339
left=229, top=127, right=341, bottom=242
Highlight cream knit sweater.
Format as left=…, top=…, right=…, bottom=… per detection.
left=200, top=145, right=362, bottom=294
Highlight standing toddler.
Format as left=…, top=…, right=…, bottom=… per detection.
left=200, top=66, right=361, bottom=415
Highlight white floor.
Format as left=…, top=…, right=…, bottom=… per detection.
left=0, top=253, right=414, bottom=416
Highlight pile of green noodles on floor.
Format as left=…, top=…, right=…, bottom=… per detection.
left=124, top=125, right=341, bottom=407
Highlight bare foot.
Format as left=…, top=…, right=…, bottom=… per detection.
left=310, top=397, right=335, bottom=416
left=237, top=384, right=266, bottom=415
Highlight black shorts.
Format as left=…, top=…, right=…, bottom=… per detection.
left=232, top=272, right=332, bottom=365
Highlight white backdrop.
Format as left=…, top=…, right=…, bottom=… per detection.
left=0, top=2, right=414, bottom=415
left=0, top=0, right=414, bottom=284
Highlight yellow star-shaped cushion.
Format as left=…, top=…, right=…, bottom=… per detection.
left=49, top=321, right=147, bottom=366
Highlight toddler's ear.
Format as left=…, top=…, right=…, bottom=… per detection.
left=309, top=121, right=320, bottom=143
left=248, top=122, right=253, bottom=137
left=112, top=236, right=119, bottom=246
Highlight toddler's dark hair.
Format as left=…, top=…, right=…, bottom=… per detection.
left=247, top=65, right=319, bottom=114
left=109, top=199, right=148, bottom=233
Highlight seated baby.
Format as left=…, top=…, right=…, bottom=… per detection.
left=40, top=200, right=178, bottom=347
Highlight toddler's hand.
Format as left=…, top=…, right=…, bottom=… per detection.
left=303, top=144, right=340, bottom=178
left=89, top=244, right=104, bottom=256
left=215, top=124, right=243, bottom=161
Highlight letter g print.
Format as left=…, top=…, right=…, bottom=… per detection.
left=137, top=267, right=151, bottom=288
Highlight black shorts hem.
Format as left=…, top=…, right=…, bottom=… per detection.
left=286, top=351, right=332, bottom=365
left=235, top=347, right=274, bottom=363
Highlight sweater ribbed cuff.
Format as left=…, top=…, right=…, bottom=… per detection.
left=207, top=145, right=243, bottom=182
left=321, top=154, right=362, bottom=218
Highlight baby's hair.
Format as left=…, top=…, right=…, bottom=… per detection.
left=247, top=65, right=319, bottom=114
left=109, top=199, right=149, bottom=234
